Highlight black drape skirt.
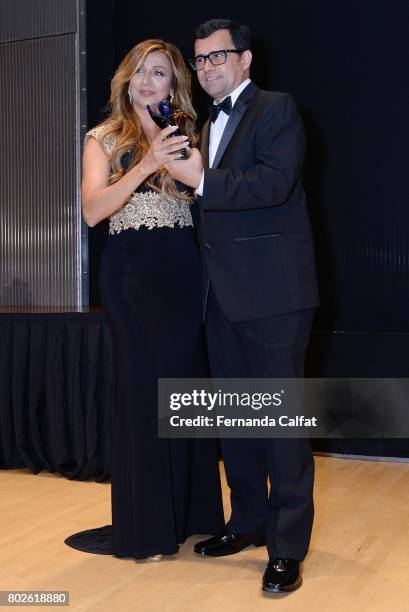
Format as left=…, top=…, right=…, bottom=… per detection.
left=99, top=226, right=224, bottom=558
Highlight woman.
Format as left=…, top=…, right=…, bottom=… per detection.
left=65, top=39, right=224, bottom=560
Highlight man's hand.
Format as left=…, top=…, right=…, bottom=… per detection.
left=165, top=148, right=203, bottom=189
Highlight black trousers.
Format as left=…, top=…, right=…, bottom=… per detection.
left=205, top=285, right=315, bottom=561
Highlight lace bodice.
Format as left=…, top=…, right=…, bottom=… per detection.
left=85, top=124, right=193, bottom=234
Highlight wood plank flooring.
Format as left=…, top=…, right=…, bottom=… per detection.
left=1, top=456, right=409, bottom=611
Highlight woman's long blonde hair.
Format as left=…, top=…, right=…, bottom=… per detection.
left=98, top=39, right=198, bottom=201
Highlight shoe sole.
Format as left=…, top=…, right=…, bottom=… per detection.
left=194, top=539, right=265, bottom=557
left=262, top=578, right=302, bottom=593
left=194, top=549, right=242, bottom=557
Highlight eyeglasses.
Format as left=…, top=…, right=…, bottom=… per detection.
left=189, top=49, right=243, bottom=71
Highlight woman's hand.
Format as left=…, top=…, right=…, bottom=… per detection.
left=140, top=126, right=190, bottom=176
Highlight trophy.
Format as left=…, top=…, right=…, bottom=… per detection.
left=147, top=97, right=190, bottom=160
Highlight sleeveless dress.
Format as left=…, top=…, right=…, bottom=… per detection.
left=65, top=124, right=224, bottom=559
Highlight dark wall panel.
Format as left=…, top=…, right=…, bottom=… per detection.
left=85, top=0, right=114, bottom=307
left=0, top=0, right=77, bottom=43
left=0, top=35, right=79, bottom=306
left=267, top=0, right=409, bottom=333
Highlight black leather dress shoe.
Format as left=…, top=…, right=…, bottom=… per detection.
left=262, top=558, right=302, bottom=593
left=194, top=530, right=265, bottom=557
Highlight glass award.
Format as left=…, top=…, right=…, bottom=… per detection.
left=147, top=98, right=190, bottom=160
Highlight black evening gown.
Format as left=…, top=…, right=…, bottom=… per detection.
left=65, top=149, right=224, bottom=558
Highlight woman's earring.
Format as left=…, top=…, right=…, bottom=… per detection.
left=170, top=91, right=174, bottom=102
left=128, top=85, right=132, bottom=104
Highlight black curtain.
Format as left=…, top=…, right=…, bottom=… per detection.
left=0, top=313, right=113, bottom=480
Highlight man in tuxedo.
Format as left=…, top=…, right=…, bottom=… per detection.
left=166, top=18, right=319, bottom=593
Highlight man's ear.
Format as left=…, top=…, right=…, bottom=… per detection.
left=241, top=50, right=252, bottom=71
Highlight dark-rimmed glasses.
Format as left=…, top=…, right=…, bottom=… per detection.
left=189, top=49, right=243, bottom=71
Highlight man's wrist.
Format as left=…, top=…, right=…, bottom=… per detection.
left=195, top=170, right=205, bottom=196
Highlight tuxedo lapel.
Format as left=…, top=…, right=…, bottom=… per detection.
left=211, top=100, right=246, bottom=169
left=211, top=82, right=258, bottom=169
left=200, top=120, right=210, bottom=168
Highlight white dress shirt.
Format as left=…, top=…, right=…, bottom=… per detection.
left=195, top=79, right=251, bottom=196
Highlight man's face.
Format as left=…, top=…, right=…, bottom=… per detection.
left=194, top=29, right=251, bottom=102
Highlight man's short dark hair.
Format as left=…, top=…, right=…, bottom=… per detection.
left=195, top=19, right=252, bottom=52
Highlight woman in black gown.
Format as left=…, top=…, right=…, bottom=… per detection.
left=65, top=39, right=224, bottom=560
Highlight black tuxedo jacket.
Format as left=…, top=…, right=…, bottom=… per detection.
left=197, top=81, right=319, bottom=322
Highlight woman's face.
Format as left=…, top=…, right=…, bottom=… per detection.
left=129, top=50, right=174, bottom=110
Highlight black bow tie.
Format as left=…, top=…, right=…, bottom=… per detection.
left=209, top=96, right=232, bottom=122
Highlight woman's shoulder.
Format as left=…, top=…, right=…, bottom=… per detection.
left=85, top=122, right=117, bottom=157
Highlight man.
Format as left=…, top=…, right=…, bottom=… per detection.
left=166, top=18, right=319, bottom=593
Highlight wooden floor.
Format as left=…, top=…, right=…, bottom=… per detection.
left=1, top=456, right=409, bottom=612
